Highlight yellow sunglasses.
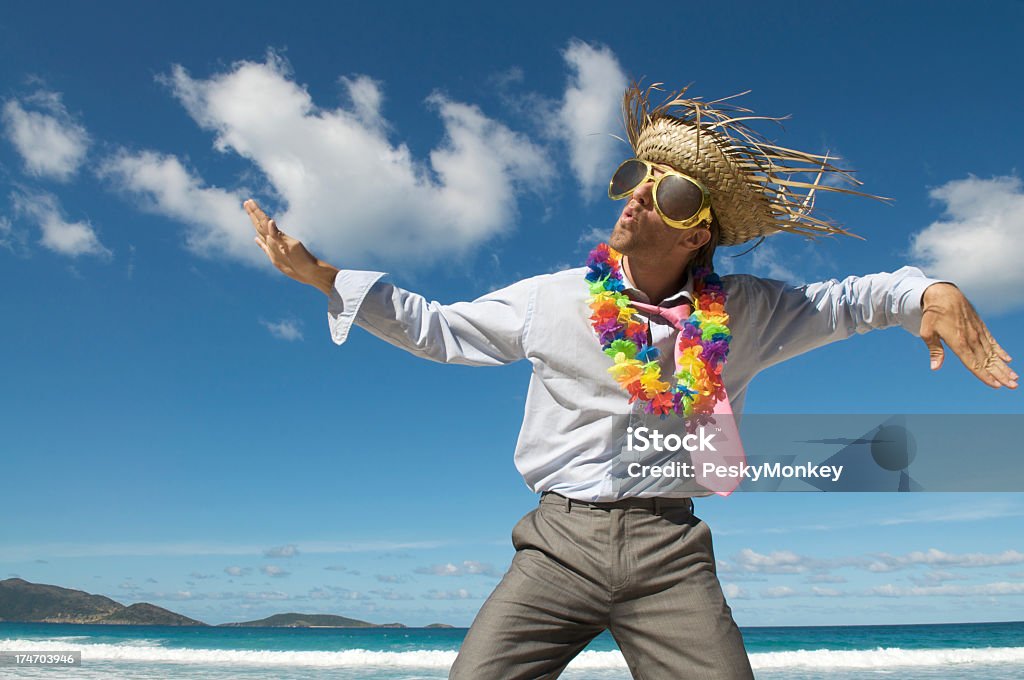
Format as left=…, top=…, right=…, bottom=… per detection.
left=608, top=158, right=713, bottom=230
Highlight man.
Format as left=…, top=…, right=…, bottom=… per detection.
left=244, top=83, right=1016, bottom=679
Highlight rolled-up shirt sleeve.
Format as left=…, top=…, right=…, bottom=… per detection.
left=731, top=266, right=944, bottom=370
left=327, top=270, right=536, bottom=366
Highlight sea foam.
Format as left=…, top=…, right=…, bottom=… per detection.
left=2, top=639, right=1024, bottom=670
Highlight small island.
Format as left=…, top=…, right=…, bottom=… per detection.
left=220, top=613, right=390, bottom=628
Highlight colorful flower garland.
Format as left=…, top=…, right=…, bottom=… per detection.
left=585, top=243, right=731, bottom=417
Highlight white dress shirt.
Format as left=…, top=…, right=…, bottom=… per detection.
left=328, top=264, right=938, bottom=501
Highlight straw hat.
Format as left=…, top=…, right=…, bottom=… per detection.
left=624, top=83, right=880, bottom=247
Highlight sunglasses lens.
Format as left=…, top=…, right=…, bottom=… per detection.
left=656, top=174, right=705, bottom=223
left=609, top=160, right=648, bottom=197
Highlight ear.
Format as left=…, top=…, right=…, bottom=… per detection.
left=678, top=225, right=711, bottom=251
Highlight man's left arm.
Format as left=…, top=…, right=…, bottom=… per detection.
left=734, top=267, right=1016, bottom=389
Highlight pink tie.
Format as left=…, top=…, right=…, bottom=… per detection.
left=631, top=300, right=747, bottom=496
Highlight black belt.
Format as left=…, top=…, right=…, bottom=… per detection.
left=541, top=491, right=694, bottom=514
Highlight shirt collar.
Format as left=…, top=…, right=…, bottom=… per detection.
left=620, top=257, right=694, bottom=306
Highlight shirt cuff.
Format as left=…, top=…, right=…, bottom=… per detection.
left=327, top=270, right=386, bottom=345
left=891, top=268, right=950, bottom=337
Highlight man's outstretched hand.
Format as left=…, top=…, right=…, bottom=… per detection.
left=920, top=283, right=1018, bottom=389
left=245, top=199, right=339, bottom=295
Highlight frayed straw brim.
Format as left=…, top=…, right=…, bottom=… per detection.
left=624, top=83, right=884, bottom=246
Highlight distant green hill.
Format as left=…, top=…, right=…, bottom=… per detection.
left=97, top=602, right=204, bottom=626
left=0, top=579, right=447, bottom=629
left=0, top=578, right=205, bottom=626
left=220, top=612, right=392, bottom=628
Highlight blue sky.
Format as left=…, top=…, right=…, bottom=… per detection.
left=1, top=1, right=1023, bottom=627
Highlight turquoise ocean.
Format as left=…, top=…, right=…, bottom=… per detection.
left=2, top=620, right=1023, bottom=679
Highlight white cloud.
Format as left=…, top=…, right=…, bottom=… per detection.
left=145, top=54, right=551, bottom=267
left=868, top=581, right=1024, bottom=598
left=718, top=241, right=798, bottom=281
left=324, top=565, right=360, bottom=575
left=339, top=74, right=386, bottom=132
left=2, top=91, right=90, bottom=181
left=370, top=589, right=415, bottom=601
left=306, top=587, right=334, bottom=600
left=806, top=574, right=847, bottom=584
left=260, top=565, right=290, bottom=577
left=810, top=586, right=843, bottom=597
left=270, top=539, right=445, bottom=554
left=578, top=225, right=612, bottom=248
left=416, top=563, right=457, bottom=576
left=422, top=588, right=477, bottom=600
left=761, top=586, right=798, bottom=599
left=132, top=589, right=290, bottom=602
left=414, top=560, right=497, bottom=577
left=867, top=548, right=1024, bottom=572
left=0, top=538, right=442, bottom=560
left=224, top=566, right=251, bottom=577
left=0, top=216, right=16, bottom=251
left=749, top=243, right=798, bottom=282
left=249, top=590, right=291, bottom=601
left=722, top=583, right=751, bottom=600
left=550, top=40, right=628, bottom=197
left=879, top=501, right=1024, bottom=526
left=732, top=548, right=811, bottom=574
left=910, top=175, right=1024, bottom=312
left=263, top=544, right=300, bottom=558
left=907, top=570, right=969, bottom=586
left=325, top=587, right=368, bottom=600
left=260, top=318, right=303, bottom=341
left=10, top=190, right=110, bottom=257
left=459, top=560, right=496, bottom=576
left=99, top=150, right=255, bottom=263
left=375, top=574, right=410, bottom=584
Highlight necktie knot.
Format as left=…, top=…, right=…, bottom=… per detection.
left=630, top=300, right=692, bottom=331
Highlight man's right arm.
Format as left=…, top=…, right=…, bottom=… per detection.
left=245, top=199, right=533, bottom=367
left=328, top=271, right=535, bottom=366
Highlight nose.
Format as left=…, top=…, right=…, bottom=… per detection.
left=630, top=177, right=655, bottom=208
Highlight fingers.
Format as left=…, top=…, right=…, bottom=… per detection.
left=977, top=344, right=1018, bottom=389
left=244, top=199, right=271, bottom=237
left=985, top=355, right=1018, bottom=389
left=922, top=294, right=1017, bottom=389
left=950, top=334, right=1004, bottom=388
left=985, top=329, right=1013, bottom=363
left=946, top=321, right=1018, bottom=389
left=244, top=200, right=290, bottom=240
left=964, top=319, right=1018, bottom=389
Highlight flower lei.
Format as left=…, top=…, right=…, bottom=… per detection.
left=585, top=243, right=731, bottom=418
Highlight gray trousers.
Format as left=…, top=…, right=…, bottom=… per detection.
left=449, top=493, right=754, bottom=680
